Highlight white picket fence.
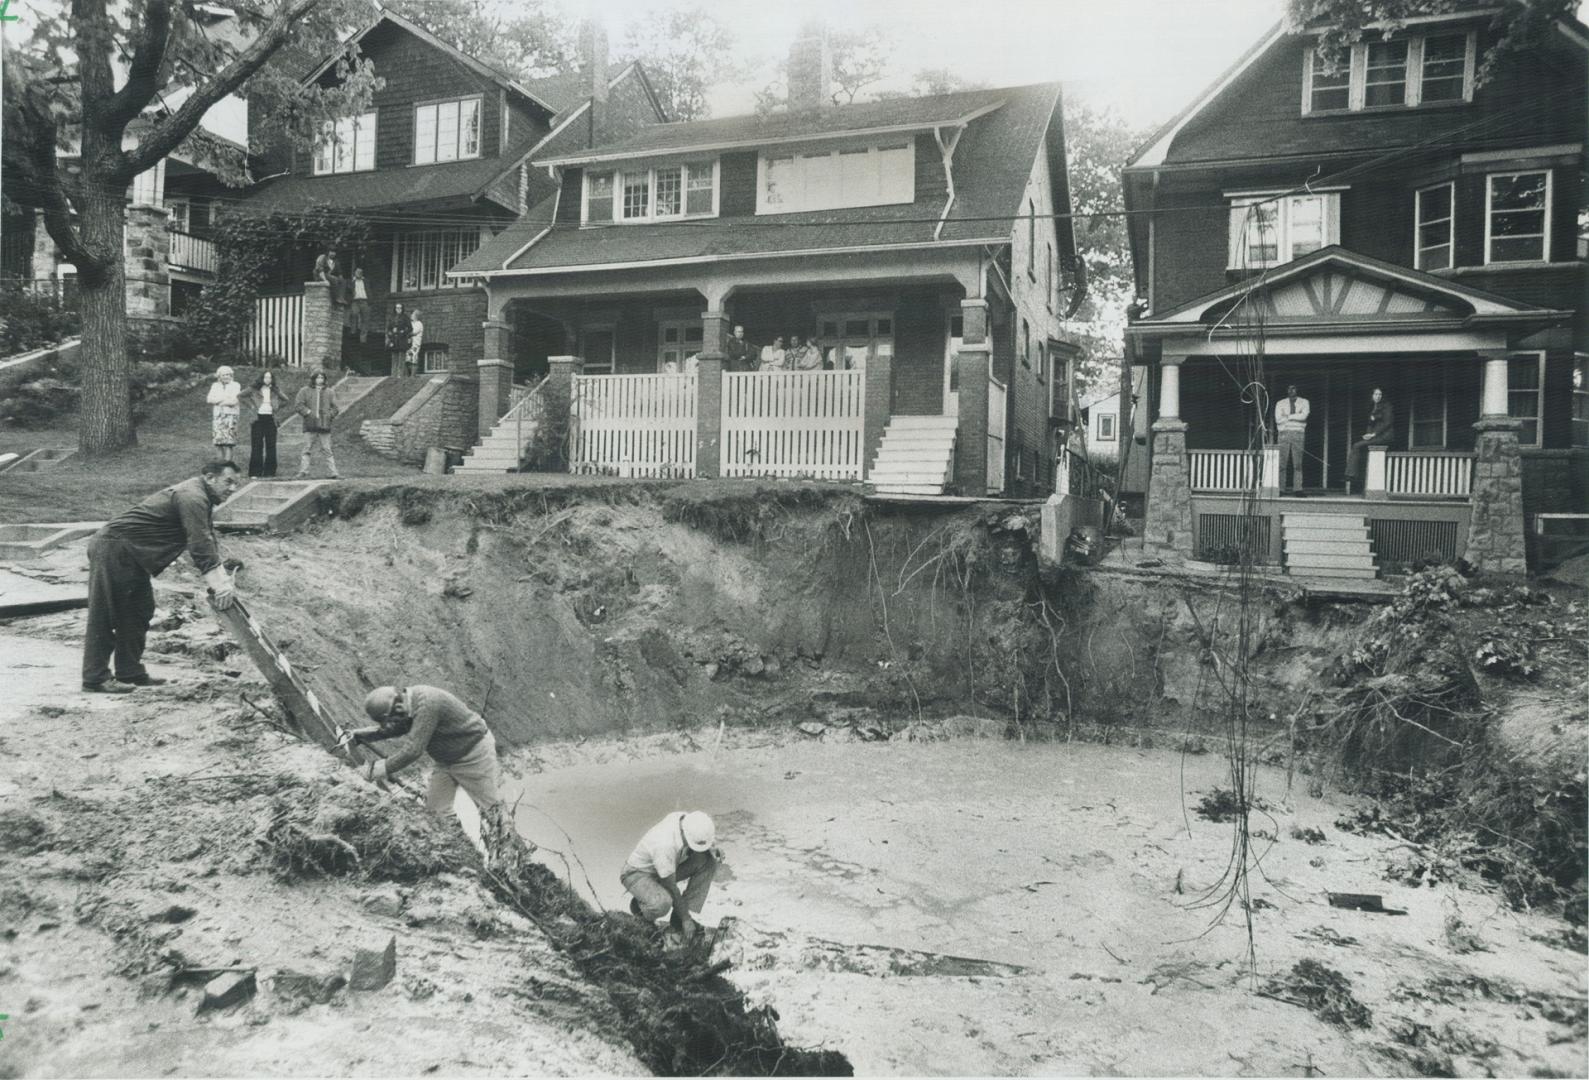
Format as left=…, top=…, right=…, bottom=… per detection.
left=1189, top=449, right=1260, bottom=492
left=570, top=373, right=698, bottom=477
left=722, top=370, right=866, bottom=480
left=246, top=294, right=304, bottom=367
left=1387, top=451, right=1473, bottom=497
left=986, top=377, right=1007, bottom=494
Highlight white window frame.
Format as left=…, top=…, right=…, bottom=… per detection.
left=1301, top=32, right=1475, bottom=115
left=1485, top=170, right=1553, bottom=265
left=1571, top=353, right=1589, bottom=449
left=1097, top=413, right=1117, bottom=442
left=816, top=310, right=895, bottom=373
left=582, top=160, right=720, bottom=225
left=1361, top=38, right=1411, bottom=109
left=656, top=319, right=704, bottom=372
left=313, top=110, right=376, bottom=175
left=1407, top=367, right=1449, bottom=449
left=755, top=143, right=915, bottom=215
left=1227, top=191, right=1341, bottom=269
left=389, top=226, right=486, bottom=294
left=412, top=95, right=483, bottom=166
left=1414, top=181, right=1455, bottom=271
left=1507, top=351, right=1546, bottom=449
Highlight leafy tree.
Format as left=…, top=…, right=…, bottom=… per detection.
left=381, top=0, right=577, bottom=81
left=2, top=0, right=378, bottom=455
left=908, top=68, right=988, bottom=97
left=1286, top=0, right=1577, bottom=82
left=753, top=24, right=898, bottom=114
left=618, top=5, right=741, bottom=121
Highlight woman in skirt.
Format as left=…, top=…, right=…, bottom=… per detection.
left=206, top=365, right=242, bottom=464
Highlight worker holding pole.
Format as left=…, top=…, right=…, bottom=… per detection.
left=350, top=686, right=502, bottom=825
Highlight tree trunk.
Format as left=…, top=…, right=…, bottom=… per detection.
left=77, top=191, right=136, bottom=456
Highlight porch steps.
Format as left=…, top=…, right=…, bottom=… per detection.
left=276, top=375, right=386, bottom=436
left=869, top=416, right=958, bottom=496
left=1281, top=513, right=1376, bottom=579
left=214, top=480, right=329, bottom=533
left=456, top=413, right=538, bottom=474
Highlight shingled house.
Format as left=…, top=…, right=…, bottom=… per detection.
left=1122, top=7, right=1586, bottom=576
left=451, top=25, right=1084, bottom=495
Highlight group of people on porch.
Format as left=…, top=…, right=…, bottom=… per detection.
left=313, top=249, right=427, bottom=377
left=1268, top=382, right=1395, bottom=496
left=661, top=324, right=867, bottom=375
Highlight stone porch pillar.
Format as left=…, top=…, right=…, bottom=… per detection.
left=952, top=298, right=991, bottom=495
left=477, top=319, right=513, bottom=437
left=302, top=281, right=340, bottom=372
left=547, top=354, right=584, bottom=470
left=1143, top=355, right=1192, bottom=555
left=124, top=204, right=171, bottom=321
left=1466, top=350, right=1528, bottom=575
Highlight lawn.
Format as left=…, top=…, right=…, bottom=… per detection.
left=0, top=365, right=416, bottom=522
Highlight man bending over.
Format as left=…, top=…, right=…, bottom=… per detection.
left=621, top=811, right=719, bottom=942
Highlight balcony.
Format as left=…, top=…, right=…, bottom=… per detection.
left=168, top=230, right=217, bottom=275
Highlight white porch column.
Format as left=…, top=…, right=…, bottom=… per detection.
left=1158, top=357, right=1182, bottom=420
left=1480, top=350, right=1510, bottom=418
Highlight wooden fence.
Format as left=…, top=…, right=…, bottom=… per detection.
left=246, top=294, right=304, bottom=367
left=570, top=373, right=697, bottom=477
left=722, top=370, right=866, bottom=480
left=1386, top=451, right=1473, bottom=498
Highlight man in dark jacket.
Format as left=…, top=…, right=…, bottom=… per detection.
left=723, top=325, right=755, bottom=372
left=349, top=685, right=502, bottom=826
left=81, top=461, right=240, bottom=693
left=1344, top=387, right=1395, bottom=495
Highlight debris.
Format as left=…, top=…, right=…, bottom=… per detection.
left=1194, top=787, right=1271, bottom=822
left=1261, top=959, right=1372, bottom=1030
left=1289, top=825, right=1327, bottom=844
left=361, top=887, right=404, bottom=918
left=797, top=722, right=826, bottom=737
left=198, top=969, right=256, bottom=1012
left=1327, top=891, right=1407, bottom=915
left=144, top=903, right=196, bottom=924
left=269, top=968, right=346, bottom=1010
left=1296, top=926, right=1358, bottom=948
left=349, top=935, right=397, bottom=991
left=1443, top=912, right=1489, bottom=954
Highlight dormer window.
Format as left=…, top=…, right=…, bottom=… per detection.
left=414, top=97, right=481, bottom=165
left=1302, top=31, right=1475, bottom=114
left=583, top=160, right=719, bottom=224
left=757, top=143, right=914, bottom=214
left=313, top=111, right=376, bottom=175
left=1227, top=190, right=1340, bottom=270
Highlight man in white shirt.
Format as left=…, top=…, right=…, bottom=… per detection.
left=621, top=810, right=719, bottom=942
left=1273, top=382, right=1310, bottom=494
left=406, top=309, right=425, bottom=376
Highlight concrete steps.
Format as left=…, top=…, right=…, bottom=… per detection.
left=456, top=408, right=540, bottom=474
left=214, top=480, right=328, bottom=534
left=276, top=375, right=386, bottom=436
left=1281, top=512, right=1376, bottom=579
left=869, top=416, right=957, bottom=496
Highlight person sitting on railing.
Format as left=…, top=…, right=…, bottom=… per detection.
left=788, top=334, right=822, bottom=371
left=1344, top=387, right=1394, bottom=496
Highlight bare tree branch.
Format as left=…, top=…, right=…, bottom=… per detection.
left=98, top=0, right=174, bottom=135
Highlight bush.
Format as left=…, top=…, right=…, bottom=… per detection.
left=0, top=282, right=80, bottom=356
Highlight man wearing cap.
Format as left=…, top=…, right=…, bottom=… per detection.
left=622, top=811, right=719, bottom=942
left=1273, top=382, right=1310, bottom=495
left=349, top=685, right=502, bottom=823
left=81, top=460, right=241, bottom=693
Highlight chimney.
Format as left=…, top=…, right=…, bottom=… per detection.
left=578, top=20, right=609, bottom=147
left=787, top=20, right=832, bottom=115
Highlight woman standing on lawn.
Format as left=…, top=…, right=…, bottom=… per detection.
left=292, top=370, right=341, bottom=480
left=245, top=370, right=283, bottom=478
left=206, top=365, right=242, bottom=464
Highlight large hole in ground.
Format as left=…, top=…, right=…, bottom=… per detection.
left=229, top=482, right=1587, bottom=1078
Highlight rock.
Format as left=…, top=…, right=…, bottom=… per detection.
left=797, top=722, right=826, bottom=737
left=145, top=903, right=196, bottom=924
left=269, top=968, right=346, bottom=1009
left=763, top=655, right=782, bottom=676
left=742, top=655, right=765, bottom=676
left=349, top=935, right=396, bottom=991
left=361, top=887, right=404, bottom=918
left=198, top=970, right=256, bottom=1012
left=703, top=662, right=720, bottom=682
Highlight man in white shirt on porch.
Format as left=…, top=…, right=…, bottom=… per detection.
left=1273, top=383, right=1310, bottom=495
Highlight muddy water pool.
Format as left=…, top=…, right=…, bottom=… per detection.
left=501, top=738, right=1585, bottom=1076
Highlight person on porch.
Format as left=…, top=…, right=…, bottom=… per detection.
left=788, top=334, right=822, bottom=371
left=386, top=302, right=413, bottom=378
left=725, top=325, right=755, bottom=372
left=1344, top=387, right=1394, bottom=496
left=759, top=336, right=786, bottom=371
left=1273, top=382, right=1310, bottom=495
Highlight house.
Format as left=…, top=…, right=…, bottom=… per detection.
left=1078, top=365, right=1150, bottom=496
left=1122, top=8, right=1586, bottom=577
left=237, top=11, right=665, bottom=407
left=452, top=23, right=1084, bottom=496
left=3, top=3, right=250, bottom=333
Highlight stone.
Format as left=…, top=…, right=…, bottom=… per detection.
left=361, top=887, right=404, bottom=918
left=145, top=903, right=196, bottom=924
left=349, top=935, right=396, bottom=991
left=1143, top=421, right=1193, bottom=555
left=198, top=970, right=256, bottom=1012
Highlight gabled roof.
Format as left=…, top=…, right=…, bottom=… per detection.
left=1127, top=247, right=1566, bottom=334
left=300, top=10, right=560, bottom=120
left=534, top=86, right=1015, bottom=166
left=453, top=81, right=1069, bottom=277
left=519, top=71, right=594, bottom=117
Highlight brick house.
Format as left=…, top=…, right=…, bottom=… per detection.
left=237, top=11, right=664, bottom=436
left=1122, top=8, right=1586, bottom=576
left=452, top=25, right=1084, bottom=496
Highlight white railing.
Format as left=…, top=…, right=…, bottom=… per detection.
left=168, top=231, right=217, bottom=274
left=246, top=293, right=304, bottom=367
left=508, top=376, right=550, bottom=461
left=722, top=370, right=865, bottom=480
left=1188, top=449, right=1260, bottom=492
left=1386, top=451, right=1474, bottom=497
left=987, top=375, right=1007, bottom=494
left=570, top=373, right=697, bottom=478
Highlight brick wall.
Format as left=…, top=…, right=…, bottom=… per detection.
left=401, top=288, right=489, bottom=368
left=892, top=290, right=949, bottom=416
left=1522, top=450, right=1589, bottom=516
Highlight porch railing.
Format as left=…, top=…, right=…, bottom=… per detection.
left=1188, top=448, right=1260, bottom=492
left=508, top=376, right=550, bottom=463
left=168, top=230, right=217, bottom=274
left=722, top=370, right=865, bottom=480
left=245, top=293, right=304, bottom=367
left=1385, top=450, right=1473, bottom=498
left=570, top=372, right=697, bottom=478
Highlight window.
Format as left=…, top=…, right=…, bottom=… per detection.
left=757, top=143, right=913, bottom=214
left=1415, top=183, right=1454, bottom=270
left=1098, top=413, right=1117, bottom=441
left=1228, top=192, right=1339, bottom=269
left=313, top=111, right=376, bottom=175
left=1363, top=40, right=1409, bottom=108
left=1408, top=369, right=1447, bottom=448
left=413, top=97, right=481, bottom=165
left=1021, top=319, right=1031, bottom=369
left=421, top=344, right=450, bottom=374
left=816, top=311, right=893, bottom=372
left=584, top=161, right=717, bottom=224
left=1302, top=32, right=1474, bottom=114
left=1572, top=355, right=1589, bottom=448
left=580, top=326, right=616, bottom=375
left=657, top=320, right=704, bottom=371
left=1508, top=352, right=1544, bottom=447
left=167, top=198, right=189, bottom=234
left=393, top=227, right=484, bottom=292
left=1026, top=199, right=1036, bottom=277
left=1486, top=171, right=1551, bottom=263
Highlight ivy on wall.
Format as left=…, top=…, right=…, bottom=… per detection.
left=189, top=207, right=373, bottom=361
